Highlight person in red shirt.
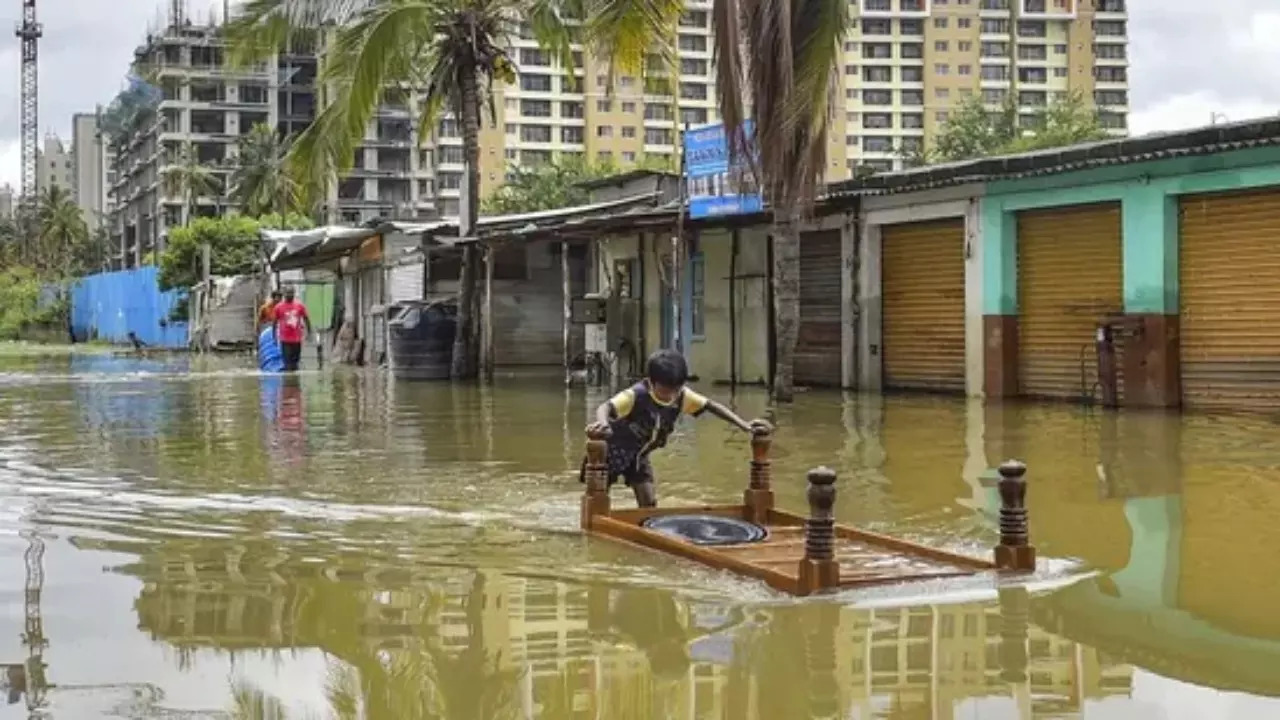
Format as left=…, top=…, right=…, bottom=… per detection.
left=272, top=286, right=312, bottom=372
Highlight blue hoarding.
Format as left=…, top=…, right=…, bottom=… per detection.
left=683, top=121, right=764, bottom=219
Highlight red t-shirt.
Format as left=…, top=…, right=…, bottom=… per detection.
left=273, top=300, right=309, bottom=344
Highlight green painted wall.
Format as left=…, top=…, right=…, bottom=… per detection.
left=981, top=146, right=1280, bottom=315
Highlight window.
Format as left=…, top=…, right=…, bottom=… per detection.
left=678, top=34, right=707, bottom=52
left=519, top=48, right=550, bottom=65
left=958, top=41, right=972, bottom=52
left=863, top=19, right=892, bottom=35
left=957, top=17, right=971, bottom=28
left=981, top=64, right=1008, bottom=80
left=935, top=111, right=949, bottom=122
left=561, top=126, right=584, bottom=143
left=980, top=42, right=1009, bottom=58
left=441, top=146, right=464, bottom=163
left=439, top=172, right=462, bottom=190
left=900, top=43, right=924, bottom=59
left=982, top=88, right=1007, bottom=103
left=935, top=63, right=950, bottom=75
left=622, top=126, right=637, bottom=138
left=933, top=17, right=948, bottom=28
left=679, top=82, right=708, bottom=100
left=863, top=113, right=892, bottom=129
left=644, top=103, right=673, bottom=120
left=863, top=43, right=892, bottom=59
left=690, top=252, right=705, bottom=337
left=846, top=64, right=858, bottom=75
left=862, top=136, right=894, bottom=153
left=958, top=64, right=972, bottom=75
left=899, top=19, right=924, bottom=35
left=681, top=58, right=709, bottom=75
left=1054, top=43, right=1068, bottom=54
left=1017, top=44, right=1047, bottom=61
left=645, top=128, right=673, bottom=145
left=680, top=107, right=709, bottom=125
left=597, top=99, right=612, bottom=112
left=1095, top=90, right=1128, bottom=106
left=621, top=101, right=637, bottom=113
left=901, top=66, right=923, bottom=82
left=901, top=90, right=924, bottom=105
left=901, top=113, right=924, bottom=128
left=935, top=87, right=950, bottom=99
left=520, top=74, right=552, bottom=92
left=521, top=99, right=552, bottom=117
left=520, top=125, right=551, bottom=142
left=597, top=150, right=613, bottom=162
left=680, top=9, right=708, bottom=26
left=981, top=19, right=1008, bottom=34
left=562, top=101, right=584, bottom=118
left=562, top=76, right=584, bottom=93
left=862, top=89, right=893, bottom=105
left=864, top=66, right=892, bottom=82
left=622, top=151, right=637, bottom=162
left=597, top=125, right=613, bottom=137
left=934, top=40, right=949, bottom=52
left=620, top=76, right=635, bottom=88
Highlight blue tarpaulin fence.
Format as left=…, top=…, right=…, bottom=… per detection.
left=71, top=267, right=189, bottom=348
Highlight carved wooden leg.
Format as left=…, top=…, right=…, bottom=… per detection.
left=993, top=459, right=1037, bottom=571
left=743, top=430, right=774, bottom=523
left=798, top=467, right=840, bottom=595
left=580, top=437, right=610, bottom=530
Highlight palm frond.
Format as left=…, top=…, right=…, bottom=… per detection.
left=714, top=0, right=846, bottom=214
left=225, top=0, right=374, bottom=66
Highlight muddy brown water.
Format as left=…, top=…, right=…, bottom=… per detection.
left=0, top=352, right=1278, bottom=718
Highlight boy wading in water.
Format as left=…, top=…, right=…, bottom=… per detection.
left=582, top=349, right=771, bottom=507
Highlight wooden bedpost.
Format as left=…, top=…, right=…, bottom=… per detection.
left=798, top=467, right=840, bottom=595
left=993, top=459, right=1037, bottom=572
left=743, top=430, right=774, bottom=523
left=580, top=430, right=611, bottom=530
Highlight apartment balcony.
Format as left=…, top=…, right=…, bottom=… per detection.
left=1020, top=0, right=1076, bottom=19
left=365, top=136, right=415, bottom=148
left=336, top=196, right=394, bottom=209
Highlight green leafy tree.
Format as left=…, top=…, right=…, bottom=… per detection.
left=157, top=213, right=313, bottom=292
left=226, top=0, right=684, bottom=381
left=230, top=123, right=307, bottom=217
left=714, top=0, right=849, bottom=401
left=482, top=154, right=672, bottom=215
left=914, top=91, right=1109, bottom=165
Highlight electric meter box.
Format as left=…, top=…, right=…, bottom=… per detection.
left=570, top=295, right=607, bottom=324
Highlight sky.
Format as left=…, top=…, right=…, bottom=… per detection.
left=0, top=0, right=1275, bottom=189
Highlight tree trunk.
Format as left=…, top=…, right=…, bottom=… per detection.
left=771, top=210, right=800, bottom=402
left=450, top=68, right=483, bottom=380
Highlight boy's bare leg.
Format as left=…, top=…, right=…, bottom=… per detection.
left=632, top=481, right=657, bottom=508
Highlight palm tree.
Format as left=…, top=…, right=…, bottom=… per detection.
left=163, top=143, right=222, bottom=228
left=36, top=185, right=90, bottom=278
left=713, top=0, right=848, bottom=401
left=226, top=0, right=681, bottom=380
left=231, top=123, right=307, bottom=217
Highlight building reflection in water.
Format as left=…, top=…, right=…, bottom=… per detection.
left=120, top=538, right=1139, bottom=719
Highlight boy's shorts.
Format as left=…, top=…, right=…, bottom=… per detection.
left=578, top=446, right=654, bottom=487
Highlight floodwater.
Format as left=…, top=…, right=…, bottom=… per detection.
left=0, top=353, right=1277, bottom=719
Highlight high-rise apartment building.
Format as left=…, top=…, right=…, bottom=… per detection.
left=842, top=0, right=1128, bottom=173
left=37, top=134, right=74, bottom=196
left=72, top=112, right=112, bottom=233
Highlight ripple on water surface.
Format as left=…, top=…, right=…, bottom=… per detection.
left=0, top=356, right=1278, bottom=717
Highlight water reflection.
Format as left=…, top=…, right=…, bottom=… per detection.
left=2, top=357, right=1280, bottom=716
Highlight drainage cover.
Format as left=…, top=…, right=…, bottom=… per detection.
left=641, top=515, right=768, bottom=546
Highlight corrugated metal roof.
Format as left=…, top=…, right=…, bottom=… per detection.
left=828, top=116, right=1280, bottom=198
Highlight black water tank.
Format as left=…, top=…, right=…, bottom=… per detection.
left=387, top=298, right=458, bottom=380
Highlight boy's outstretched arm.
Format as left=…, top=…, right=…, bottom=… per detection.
left=586, top=388, right=636, bottom=437
left=689, top=392, right=771, bottom=435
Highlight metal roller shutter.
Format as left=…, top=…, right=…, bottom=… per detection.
left=1180, top=187, right=1280, bottom=412
left=882, top=218, right=966, bottom=392
left=1017, top=203, right=1123, bottom=401
left=795, top=229, right=844, bottom=387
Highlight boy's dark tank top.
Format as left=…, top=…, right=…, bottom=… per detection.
left=609, top=381, right=686, bottom=457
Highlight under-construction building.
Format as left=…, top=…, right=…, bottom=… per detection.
left=105, top=14, right=442, bottom=269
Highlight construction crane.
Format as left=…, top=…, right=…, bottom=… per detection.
left=15, top=0, right=42, bottom=212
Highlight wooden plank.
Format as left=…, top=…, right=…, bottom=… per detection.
left=607, top=505, right=748, bottom=524
left=589, top=516, right=801, bottom=594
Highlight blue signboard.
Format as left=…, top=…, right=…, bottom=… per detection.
left=683, top=121, right=764, bottom=219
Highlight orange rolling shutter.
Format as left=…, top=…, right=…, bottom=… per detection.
left=881, top=218, right=966, bottom=392
left=1180, top=187, right=1280, bottom=412
left=1017, top=203, right=1123, bottom=401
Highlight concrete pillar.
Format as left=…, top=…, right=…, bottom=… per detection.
left=981, top=206, right=1018, bottom=398
left=856, top=222, right=882, bottom=392
left=1120, top=187, right=1180, bottom=408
